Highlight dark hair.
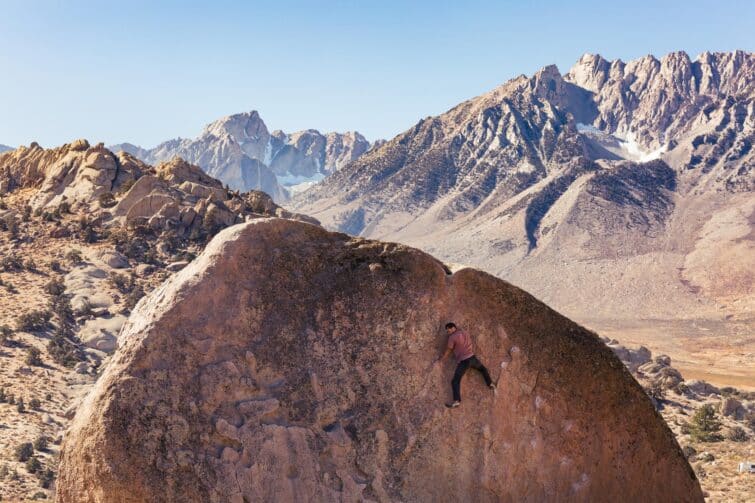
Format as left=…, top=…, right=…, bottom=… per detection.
left=445, top=322, right=456, bottom=330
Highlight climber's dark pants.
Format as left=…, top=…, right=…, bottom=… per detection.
left=451, top=355, right=492, bottom=402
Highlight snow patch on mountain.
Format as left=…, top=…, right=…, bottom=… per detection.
left=577, top=124, right=666, bottom=162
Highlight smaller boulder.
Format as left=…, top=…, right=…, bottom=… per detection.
left=686, top=380, right=720, bottom=397
left=98, top=250, right=129, bottom=269
left=720, top=396, right=745, bottom=419
left=70, top=139, right=90, bottom=152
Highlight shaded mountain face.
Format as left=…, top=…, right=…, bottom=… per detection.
left=56, top=218, right=702, bottom=502
left=112, top=111, right=372, bottom=201
left=293, top=51, right=754, bottom=324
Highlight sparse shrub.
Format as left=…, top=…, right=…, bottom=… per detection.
left=0, top=324, right=13, bottom=345
left=644, top=382, right=665, bottom=406
left=124, top=285, right=145, bottom=311
left=24, top=257, right=37, bottom=272
left=49, top=293, right=73, bottom=323
left=8, top=393, right=15, bottom=404
left=3, top=280, right=17, bottom=293
left=0, top=463, right=8, bottom=479
left=38, top=468, right=54, bottom=488
left=0, top=198, right=6, bottom=210
left=29, top=398, right=41, bottom=411
left=65, top=249, right=83, bottom=265
left=56, top=200, right=70, bottom=215
left=15, top=442, right=33, bottom=462
left=119, top=235, right=153, bottom=263
left=47, top=325, right=84, bottom=367
left=688, top=404, right=723, bottom=442
left=160, top=230, right=182, bottom=255
left=108, top=226, right=130, bottom=246
left=109, top=272, right=134, bottom=294
left=1, top=254, right=23, bottom=271
left=727, top=426, right=749, bottom=442
left=32, top=489, right=49, bottom=499
left=2, top=213, right=19, bottom=238
left=0, top=387, right=6, bottom=403
left=16, top=398, right=25, bottom=413
left=77, top=215, right=97, bottom=243
left=117, top=178, right=135, bottom=194
left=44, top=392, right=52, bottom=401
left=33, top=435, right=48, bottom=451
left=44, top=278, right=66, bottom=297
left=16, top=310, right=52, bottom=332
left=746, top=411, right=755, bottom=431
left=26, top=347, right=43, bottom=366
left=25, top=456, right=41, bottom=473
left=49, top=259, right=62, bottom=273
left=189, top=226, right=205, bottom=242
left=22, top=204, right=32, bottom=222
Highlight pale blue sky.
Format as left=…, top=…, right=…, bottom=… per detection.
left=1, top=0, right=752, bottom=148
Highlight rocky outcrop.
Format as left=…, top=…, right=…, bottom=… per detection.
left=112, top=111, right=373, bottom=200
left=57, top=218, right=702, bottom=502
left=0, top=141, right=318, bottom=238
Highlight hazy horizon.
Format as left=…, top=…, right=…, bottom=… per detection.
left=1, top=0, right=753, bottom=148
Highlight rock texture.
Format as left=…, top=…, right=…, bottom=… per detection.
left=57, top=218, right=702, bottom=502
left=293, top=51, right=754, bottom=327
left=112, top=111, right=373, bottom=200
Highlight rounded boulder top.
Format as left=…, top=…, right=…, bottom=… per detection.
left=57, top=218, right=703, bottom=502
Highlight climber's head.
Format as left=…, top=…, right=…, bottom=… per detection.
left=445, top=322, right=457, bottom=334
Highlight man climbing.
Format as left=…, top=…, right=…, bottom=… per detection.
left=435, top=322, right=495, bottom=408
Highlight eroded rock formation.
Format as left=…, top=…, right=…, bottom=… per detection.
left=0, top=140, right=317, bottom=239
left=57, top=218, right=702, bottom=502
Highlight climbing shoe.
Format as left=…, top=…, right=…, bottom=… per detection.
left=445, top=401, right=461, bottom=408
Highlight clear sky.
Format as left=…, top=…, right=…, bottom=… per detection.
left=1, top=0, right=752, bottom=148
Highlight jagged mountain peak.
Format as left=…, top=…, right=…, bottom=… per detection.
left=111, top=110, right=372, bottom=200
left=293, top=50, right=753, bottom=325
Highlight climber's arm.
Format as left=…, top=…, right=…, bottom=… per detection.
left=436, top=345, right=453, bottom=363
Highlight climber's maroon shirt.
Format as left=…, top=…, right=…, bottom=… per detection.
left=447, top=330, right=474, bottom=363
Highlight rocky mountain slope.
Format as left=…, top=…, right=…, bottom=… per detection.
left=112, top=111, right=372, bottom=201
left=293, top=50, right=754, bottom=388
left=57, top=218, right=702, bottom=502
left=0, top=140, right=315, bottom=500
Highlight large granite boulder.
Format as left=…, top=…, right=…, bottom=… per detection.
left=57, top=219, right=702, bottom=502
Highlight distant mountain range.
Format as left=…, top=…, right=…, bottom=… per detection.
left=111, top=111, right=376, bottom=201
left=0, top=144, right=12, bottom=153
left=293, top=50, right=754, bottom=326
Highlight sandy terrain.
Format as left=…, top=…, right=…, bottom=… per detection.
left=591, top=318, right=755, bottom=391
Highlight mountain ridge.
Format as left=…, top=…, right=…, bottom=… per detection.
left=111, top=111, right=373, bottom=201
left=292, top=50, right=754, bottom=383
